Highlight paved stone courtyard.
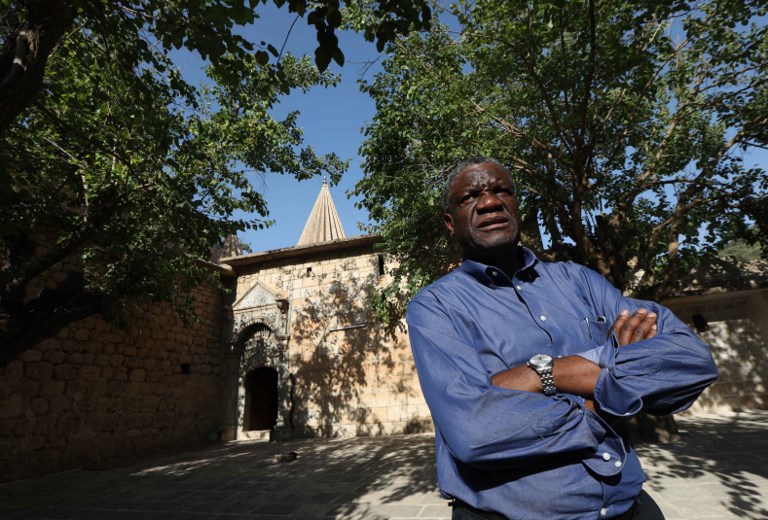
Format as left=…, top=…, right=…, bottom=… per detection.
left=1, top=411, right=766, bottom=519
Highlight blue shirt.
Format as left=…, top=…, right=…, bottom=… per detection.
left=406, top=249, right=718, bottom=520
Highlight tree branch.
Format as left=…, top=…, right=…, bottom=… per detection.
left=0, top=271, right=104, bottom=369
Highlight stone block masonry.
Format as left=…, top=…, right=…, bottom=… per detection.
left=0, top=285, right=227, bottom=482
left=228, top=237, right=435, bottom=441
left=664, top=288, right=768, bottom=412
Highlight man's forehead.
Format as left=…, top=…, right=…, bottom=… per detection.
left=453, top=163, right=512, bottom=188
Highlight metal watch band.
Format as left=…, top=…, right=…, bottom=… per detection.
left=538, top=367, right=556, bottom=396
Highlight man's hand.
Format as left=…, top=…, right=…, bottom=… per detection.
left=611, top=308, right=657, bottom=346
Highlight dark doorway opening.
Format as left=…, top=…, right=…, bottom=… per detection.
left=245, top=367, right=278, bottom=431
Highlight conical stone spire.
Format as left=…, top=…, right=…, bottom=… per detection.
left=296, top=177, right=346, bottom=246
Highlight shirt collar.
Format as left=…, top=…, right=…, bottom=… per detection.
left=458, top=247, right=538, bottom=287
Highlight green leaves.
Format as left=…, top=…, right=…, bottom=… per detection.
left=358, top=0, right=767, bottom=309
left=1, top=1, right=434, bottom=139
left=0, top=1, right=351, bottom=360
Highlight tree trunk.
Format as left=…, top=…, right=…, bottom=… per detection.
left=0, top=270, right=103, bottom=369
left=0, top=1, right=71, bottom=136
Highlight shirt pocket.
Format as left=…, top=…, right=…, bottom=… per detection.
left=582, top=316, right=613, bottom=345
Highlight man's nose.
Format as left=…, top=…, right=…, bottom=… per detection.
left=476, top=191, right=504, bottom=212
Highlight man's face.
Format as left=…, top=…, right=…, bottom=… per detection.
left=444, top=162, right=521, bottom=261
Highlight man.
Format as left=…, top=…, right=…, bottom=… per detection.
left=406, top=158, right=719, bottom=520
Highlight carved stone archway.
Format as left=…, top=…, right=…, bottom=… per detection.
left=227, top=282, right=293, bottom=441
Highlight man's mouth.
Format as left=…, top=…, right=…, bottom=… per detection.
left=477, top=216, right=509, bottom=229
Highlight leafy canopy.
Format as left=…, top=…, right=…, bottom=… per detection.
left=356, top=0, right=768, bottom=324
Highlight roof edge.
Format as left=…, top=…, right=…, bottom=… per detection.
left=220, top=234, right=381, bottom=269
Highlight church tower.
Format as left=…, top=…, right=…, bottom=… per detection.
left=296, top=177, right=346, bottom=246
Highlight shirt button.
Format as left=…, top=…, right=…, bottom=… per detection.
left=539, top=315, right=546, bottom=321
left=516, top=285, right=522, bottom=290
left=600, top=508, right=608, bottom=516
left=602, top=452, right=611, bottom=461
left=614, top=460, right=622, bottom=468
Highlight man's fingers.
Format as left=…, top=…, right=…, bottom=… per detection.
left=617, top=308, right=645, bottom=345
left=644, top=316, right=658, bottom=339
left=610, top=310, right=630, bottom=336
left=617, top=308, right=658, bottom=345
left=634, top=311, right=658, bottom=340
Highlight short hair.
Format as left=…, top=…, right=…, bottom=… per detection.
left=442, top=157, right=511, bottom=210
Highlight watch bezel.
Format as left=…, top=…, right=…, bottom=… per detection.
left=528, top=354, right=553, bottom=370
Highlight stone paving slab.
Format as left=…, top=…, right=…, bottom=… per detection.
left=637, top=410, right=768, bottom=520
left=1, top=411, right=766, bottom=519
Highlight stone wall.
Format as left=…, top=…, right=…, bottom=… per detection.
left=0, top=284, right=227, bottom=482
left=664, top=288, right=768, bottom=412
left=229, top=241, right=432, bottom=440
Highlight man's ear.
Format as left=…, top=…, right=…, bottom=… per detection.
left=444, top=212, right=455, bottom=237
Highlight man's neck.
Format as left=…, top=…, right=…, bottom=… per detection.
left=466, top=245, right=525, bottom=278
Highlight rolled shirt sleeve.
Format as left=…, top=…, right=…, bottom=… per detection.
left=574, top=267, right=719, bottom=417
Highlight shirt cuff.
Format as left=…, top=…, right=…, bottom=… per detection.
left=580, top=411, right=627, bottom=477
left=584, top=335, right=645, bottom=417
left=574, top=346, right=605, bottom=366
left=574, top=333, right=618, bottom=367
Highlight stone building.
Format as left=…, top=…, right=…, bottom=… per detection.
left=0, top=281, right=229, bottom=481
left=0, top=179, right=431, bottom=482
left=218, top=178, right=430, bottom=442
left=661, top=260, right=768, bottom=412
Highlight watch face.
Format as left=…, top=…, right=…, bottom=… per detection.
left=529, top=354, right=553, bottom=369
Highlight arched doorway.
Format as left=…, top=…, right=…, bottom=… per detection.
left=231, top=320, right=290, bottom=440
left=245, top=366, right=278, bottom=431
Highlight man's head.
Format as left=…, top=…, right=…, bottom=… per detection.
left=443, top=158, right=521, bottom=264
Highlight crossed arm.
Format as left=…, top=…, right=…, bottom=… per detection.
left=490, top=308, right=659, bottom=409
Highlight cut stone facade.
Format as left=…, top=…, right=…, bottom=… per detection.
left=663, top=288, right=768, bottom=412
left=220, top=236, right=431, bottom=442
left=0, top=234, right=434, bottom=483
left=0, top=181, right=433, bottom=483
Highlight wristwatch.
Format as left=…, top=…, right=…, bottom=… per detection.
left=528, top=354, right=556, bottom=395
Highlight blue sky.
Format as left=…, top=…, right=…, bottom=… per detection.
left=240, top=7, right=383, bottom=252
left=173, top=4, right=384, bottom=253
left=175, top=5, right=381, bottom=252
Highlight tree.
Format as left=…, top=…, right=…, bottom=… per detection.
left=356, top=0, right=768, bottom=325
left=0, top=0, right=431, bottom=368
left=0, top=1, right=431, bottom=137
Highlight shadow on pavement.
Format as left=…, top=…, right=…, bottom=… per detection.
left=636, top=411, right=768, bottom=520
left=0, top=433, right=443, bottom=519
